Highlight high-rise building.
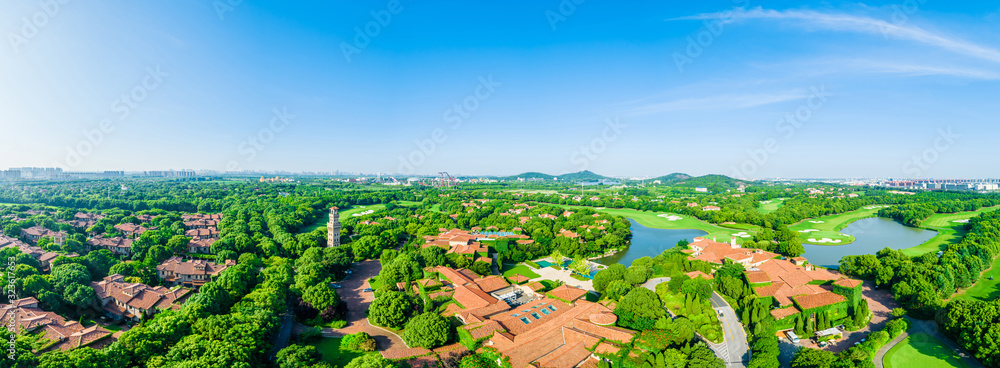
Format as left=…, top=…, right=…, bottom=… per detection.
left=327, top=207, right=341, bottom=247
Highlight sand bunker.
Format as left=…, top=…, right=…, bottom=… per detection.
left=657, top=214, right=683, bottom=221
left=953, top=219, right=971, bottom=223
left=352, top=210, right=375, bottom=217
left=731, top=231, right=752, bottom=238
left=799, top=229, right=820, bottom=233
left=807, top=238, right=842, bottom=244
left=809, top=220, right=825, bottom=224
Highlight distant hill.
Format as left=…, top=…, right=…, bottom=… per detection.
left=651, top=172, right=692, bottom=183
left=673, top=174, right=743, bottom=190
left=501, top=170, right=613, bottom=182
left=556, top=171, right=610, bottom=182
left=502, top=172, right=556, bottom=180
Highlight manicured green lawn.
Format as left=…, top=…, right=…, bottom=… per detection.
left=884, top=333, right=969, bottom=368
left=904, top=206, right=1000, bottom=257
left=553, top=205, right=752, bottom=244
left=501, top=264, right=540, bottom=279
left=368, top=276, right=383, bottom=291
left=396, top=200, right=422, bottom=207
left=312, top=337, right=366, bottom=367
left=758, top=198, right=786, bottom=214
left=954, top=253, right=1000, bottom=301
left=299, top=204, right=388, bottom=233
left=788, top=206, right=889, bottom=245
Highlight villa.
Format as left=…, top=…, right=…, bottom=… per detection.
left=0, top=297, right=112, bottom=351
left=91, top=274, right=191, bottom=322
left=20, top=226, right=67, bottom=245
left=156, top=257, right=234, bottom=288
left=442, top=264, right=632, bottom=368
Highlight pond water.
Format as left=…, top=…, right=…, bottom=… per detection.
left=596, top=218, right=707, bottom=267
left=802, top=217, right=937, bottom=268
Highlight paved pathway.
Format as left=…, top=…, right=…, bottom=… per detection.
left=873, top=317, right=984, bottom=368
left=531, top=266, right=594, bottom=291
left=323, top=260, right=408, bottom=352
left=709, top=292, right=749, bottom=368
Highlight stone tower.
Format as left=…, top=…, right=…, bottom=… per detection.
left=327, top=207, right=341, bottom=247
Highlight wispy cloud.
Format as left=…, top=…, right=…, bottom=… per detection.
left=629, top=90, right=811, bottom=115
left=675, top=7, right=1000, bottom=64
left=843, top=60, right=1000, bottom=80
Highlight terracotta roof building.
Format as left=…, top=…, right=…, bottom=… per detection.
left=87, top=236, right=134, bottom=256
left=114, top=223, right=148, bottom=238
left=91, top=274, right=191, bottom=322
left=0, top=297, right=112, bottom=351
left=156, top=257, right=234, bottom=288
left=20, top=226, right=67, bottom=245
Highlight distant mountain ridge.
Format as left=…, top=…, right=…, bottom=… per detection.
left=501, top=171, right=739, bottom=186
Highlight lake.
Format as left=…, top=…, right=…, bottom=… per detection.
left=597, top=218, right=707, bottom=267
left=802, top=217, right=938, bottom=268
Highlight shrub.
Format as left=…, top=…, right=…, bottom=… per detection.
left=297, top=326, right=323, bottom=344
left=402, top=312, right=451, bottom=349
left=885, top=318, right=909, bottom=338
left=343, top=332, right=377, bottom=352
left=891, top=308, right=907, bottom=317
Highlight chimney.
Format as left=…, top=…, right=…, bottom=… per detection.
left=731, top=237, right=738, bottom=248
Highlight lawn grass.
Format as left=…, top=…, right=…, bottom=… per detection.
left=788, top=205, right=890, bottom=245
left=758, top=198, right=786, bottom=214
left=299, top=204, right=388, bottom=233
left=312, top=337, right=367, bottom=367
left=883, top=333, right=970, bottom=368
left=954, top=253, right=1000, bottom=302
left=552, top=205, right=752, bottom=244
left=396, top=200, right=422, bottom=207
left=368, top=276, right=382, bottom=291
left=501, top=264, right=540, bottom=279
left=904, top=206, right=1000, bottom=257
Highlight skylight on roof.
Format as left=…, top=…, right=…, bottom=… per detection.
left=520, top=317, right=531, bottom=324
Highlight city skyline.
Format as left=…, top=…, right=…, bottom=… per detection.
left=3, top=1, right=999, bottom=178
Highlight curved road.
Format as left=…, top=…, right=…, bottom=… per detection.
left=322, top=260, right=407, bottom=350
left=709, top=292, right=750, bottom=368
left=640, top=278, right=749, bottom=367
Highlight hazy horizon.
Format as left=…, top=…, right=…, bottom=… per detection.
left=3, top=1, right=999, bottom=178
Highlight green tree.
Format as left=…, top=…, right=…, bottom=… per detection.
left=276, top=344, right=321, bottom=368
left=402, top=312, right=451, bottom=349
left=51, top=263, right=91, bottom=292
left=345, top=354, right=394, bottom=368
left=593, top=263, right=626, bottom=292
left=302, top=283, right=340, bottom=311
left=368, top=291, right=414, bottom=329
left=614, top=288, right=665, bottom=330
left=624, top=265, right=650, bottom=285
left=790, top=348, right=836, bottom=368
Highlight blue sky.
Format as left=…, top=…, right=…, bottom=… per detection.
left=1, top=1, right=999, bottom=178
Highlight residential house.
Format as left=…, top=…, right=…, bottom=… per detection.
left=87, top=236, right=134, bottom=256
left=114, top=223, right=148, bottom=238
left=91, top=275, right=191, bottom=322
left=155, top=257, right=234, bottom=288
left=20, top=226, right=67, bottom=245
left=0, top=297, right=112, bottom=351
left=187, top=238, right=215, bottom=254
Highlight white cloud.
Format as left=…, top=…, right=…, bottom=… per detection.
left=629, top=90, right=811, bottom=115
left=676, top=7, right=1000, bottom=64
